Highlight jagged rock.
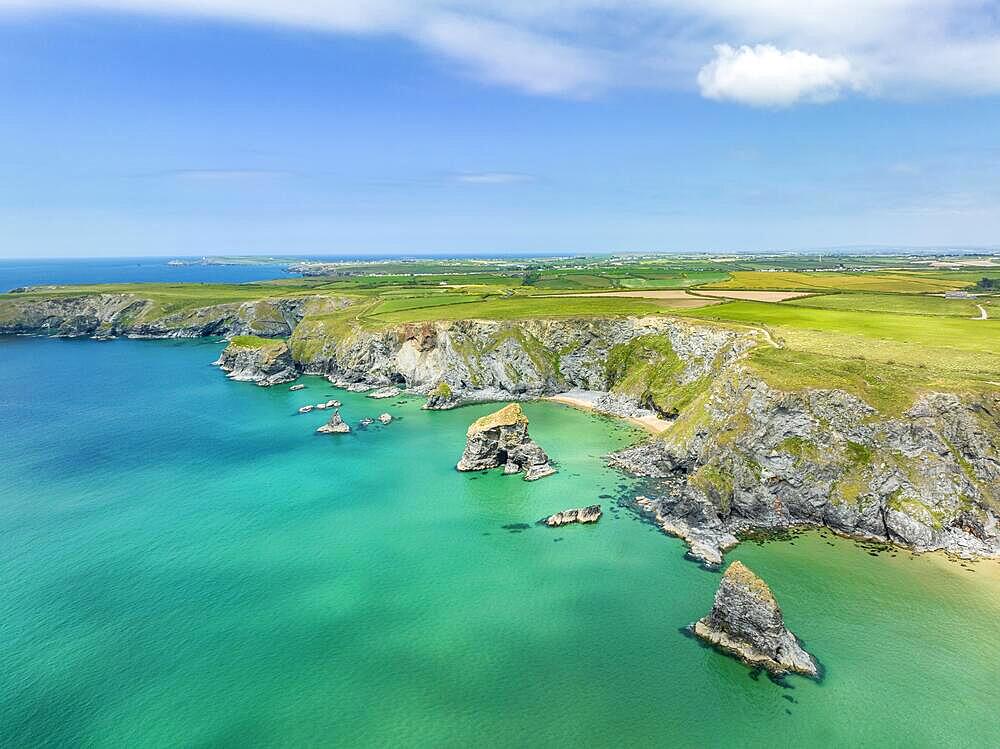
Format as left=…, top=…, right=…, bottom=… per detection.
left=214, top=337, right=298, bottom=386
left=611, top=378, right=1000, bottom=563
left=423, top=381, right=460, bottom=410
left=378, top=413, right=393, bottom=424
left=368, top=386, right=400, bottom=399
left=456, top=403, right=556, bottom=481
left=543, top=505, right=602, bottom=526
left=316, top=409, right=351, bottom=434
left=692, top=561, right=818, bottom=678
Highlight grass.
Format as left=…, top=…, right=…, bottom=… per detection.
left=786, top=292, right=988, bottom=318
left=701, top=271, right=972, bottom=293
left=745, top=346, right=996, bottom=416
left=369, top=295, right=674, bottom=323
left=683, top=300, right=1000, bottom=356
left=605, top=334, right=711, bottom=417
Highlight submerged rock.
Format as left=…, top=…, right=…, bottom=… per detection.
left=214, top=336, right=298, bottom=386
left=692, top=561, right=818, bottom=678
left=316, top=409, right=351, bottom=434
left=543, top=505, right=602, bottom=526
left=456, top=403, right=556, bottom=481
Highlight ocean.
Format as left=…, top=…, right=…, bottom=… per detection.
left=0, top=257, right=294, bottom=290
left=1, top=335, right=999, bottom=746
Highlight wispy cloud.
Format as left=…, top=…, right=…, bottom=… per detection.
left=162, top=169, right=291, bottom=182
left=452, top=172, right=536, bottom=185
left=5, top=1, right=1000, bottom=104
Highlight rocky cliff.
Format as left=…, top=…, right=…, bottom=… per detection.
left=612, top=369, right=1000, bottom=565
left=0, top=292, right=342, bottom=339
left=692, top=561, right=818, bottom=678
left=214, top=336, right=297, bottom=386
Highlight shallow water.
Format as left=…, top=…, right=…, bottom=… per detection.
left=2, top=337, right=998, bottom=747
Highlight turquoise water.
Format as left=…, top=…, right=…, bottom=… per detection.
left=2, top=337, right=999, bottom=747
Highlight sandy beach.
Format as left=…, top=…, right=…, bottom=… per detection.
left=545, top=390, right=673, bottom=434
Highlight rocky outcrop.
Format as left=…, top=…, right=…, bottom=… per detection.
left=214, top=337, right=298, bottom=386
left=378, top=413, right=393, bottom=424
left=368, top=386, right=400, bottom=399
left=291, top=316, right=751, bottom=408
left=423, top=381, right=460, bottom=410
left=456, top=404, right=556, bottom=481
left=692, top=561, right=818, bottom=678
left=612, top=372, right=1000, bottom=564
left=317, top=410, right=350, bottom=434
left=543, top=505, right=602, bottom=526
left=0, top=292, right=338, bottom=339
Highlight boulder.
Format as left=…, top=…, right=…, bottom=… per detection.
left=316, top=409, right=351, bottom=434
left=543, top=505, right=602, bottom=526
left=378, top=413, right=393, bottom=424
left=456, top=403, right=556, bottom=481
left=692, top=561, right=818, bottom=678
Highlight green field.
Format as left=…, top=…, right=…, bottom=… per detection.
left=786, top=292, right=994, bottom=317
left=702, top=271, right=972, bottom=293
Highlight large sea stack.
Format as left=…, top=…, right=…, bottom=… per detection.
left=692, top=561, right=818, bottom=678
left=214, top=336, right=298, bottom=386
left=456, top=403, right=556, bottom=481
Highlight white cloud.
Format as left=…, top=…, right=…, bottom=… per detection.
left=697, top=44, right=862, bottom=106
left=3, top=1, right=1000, bottom=103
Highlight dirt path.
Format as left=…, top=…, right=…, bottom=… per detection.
left=758, top=328, right=782, bottom=348
left=974, top=304, right=988, bottom=320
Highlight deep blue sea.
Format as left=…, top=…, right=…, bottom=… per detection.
left=0, top=258, right=292, bottom=290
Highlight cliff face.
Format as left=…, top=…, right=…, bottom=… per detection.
left=214, top=337, right=298, bottom=386
left=293, top=316, right=753, bottom=411
left=0, top=293, right=327, bottom=339
left=613, top=369, right=1000, bottom=564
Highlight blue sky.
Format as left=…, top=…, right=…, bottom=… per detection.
left=1, top=2, right=999, bottom=257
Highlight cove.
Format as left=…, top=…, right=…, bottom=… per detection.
left=1, top=337, right=998, bottom=747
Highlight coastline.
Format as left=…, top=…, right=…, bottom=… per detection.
left=544, top=391, right=673, bottom=435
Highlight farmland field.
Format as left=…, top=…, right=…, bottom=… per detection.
left=702, top=271, right=972, bottom=293
left=786, top=292, right=993, bottom=317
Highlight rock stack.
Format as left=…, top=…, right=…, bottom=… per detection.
left=316, top=409, right=351, bottom=434
left=456, top=403, right=556, bottom=481
left=691, top=561, right=818, bottom=678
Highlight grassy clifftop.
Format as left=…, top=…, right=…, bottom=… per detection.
left=3, top=262, right=997, bottom=418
